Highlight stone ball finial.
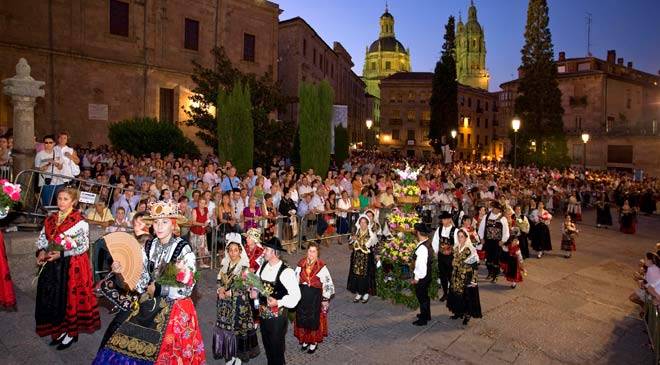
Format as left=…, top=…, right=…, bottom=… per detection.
left=16, top=58, right=31, bottom=78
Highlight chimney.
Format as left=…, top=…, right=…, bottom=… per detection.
left=617, top=58, right=624, bottom=66
left=627, top=61, right=633, bottom=69
left=607, top=50, right=616, bottom=64
left=558, top=51, right=566, bottom=61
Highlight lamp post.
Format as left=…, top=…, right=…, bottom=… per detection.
left=581, top=132, right=590, bottom=170
left=511, top=117, right=521, bottom=168
left=450, top=129, right=457, bottom=162
left=365, top=119, right=373, bottom=149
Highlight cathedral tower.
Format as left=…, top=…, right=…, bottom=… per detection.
left=456, top=1, right=489, bottom=90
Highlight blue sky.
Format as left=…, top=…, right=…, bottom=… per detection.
left=276, top=0, right=660, bottom=91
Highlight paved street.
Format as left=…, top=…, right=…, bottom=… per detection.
left=1, top=209, right=657, bottom=364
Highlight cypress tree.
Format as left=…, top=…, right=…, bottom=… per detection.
left=514, top=0, right=568, bottom=167
left=298, top=81, right=333, bottom=177
left=216, top=80, right=253, bottom=172
left=428, top=16, right=458, bottom=156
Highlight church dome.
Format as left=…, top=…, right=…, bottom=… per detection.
left=369, top=36, right=408, bottom=54
left=381, top=10, right=393, bottom=19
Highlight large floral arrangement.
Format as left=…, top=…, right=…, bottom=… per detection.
left=381, top=232, right=417, bottom=264
left=392, top=162, right=423, bottom=203
left=393, top=184, right=421, bottom=197
left=387, top=208, right=421, bottom=232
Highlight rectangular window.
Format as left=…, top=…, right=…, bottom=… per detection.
left=392, top=129, right=400, bottom=140
left=467, top=134, right=471, bottom=146
left=243, top=33, right=255, bottom=62
left=109, top=0, right=129, bottom=37
left=408, top=91, right=415, bottom=103
left=407, top=110, right=415, bottom=122
left=184, top=18, right=199, bottom=51
left=485, top=119, right=489, bottom=129
left=477, top=99, right=481, bottom=109
left=485, top=136, right=489, bottom=146
left=577, top=62, right=591, bottom=71
left=385, top=61, right=391, bottom=70
left=575, top=116, right=582, bottom=130
left=159, top=88, right=175, bottom=123
left=485, top=101, right=489, bottom=111
left=459, top=133, right=464, bottom=145
left=407, top=129, right=415, bottom=140
left=460, top=96, right=465, bottom=106
left=467, top=97, right=472, bottom=108
left=477, top=117, right=481, bottom=128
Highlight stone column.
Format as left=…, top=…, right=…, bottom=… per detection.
left=2, top=58, right=45, bottom=177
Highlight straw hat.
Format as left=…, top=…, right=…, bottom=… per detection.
left=142, top=200, right=188, bottom=224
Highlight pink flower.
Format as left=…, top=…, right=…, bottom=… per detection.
left=0, top=179, right=7, bottom=186
left=2, top=183, right=21, bottom=202
left=64, top=240, right=73, bottom=250
left=54, top=234, right=64, bottom=245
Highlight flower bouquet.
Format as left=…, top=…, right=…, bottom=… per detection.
left=392, top=162, right=423, bottom=204
left=0, top=179, right=21, bottom=218
left=232, top=271, right=279, bottom=319
left=381, top=232, right=417, bottom=264
left=47, top=233, right=78, bottom=252
left=156, top=261, right=200, bottom=288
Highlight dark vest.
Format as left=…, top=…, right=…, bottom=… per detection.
left=258, top=261, right=290, bottom=303
left=439, top=226, right=456, bottom=256
left=485, top=212, right=504, bottom=241
left=144, top=237, right=190, bottom=276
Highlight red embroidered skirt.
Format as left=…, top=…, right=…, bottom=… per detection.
left=0, top=232, right=16, bottom=311
left=64, top=254, right=101, bottom=336
left=294, top=311, right=329, bottom=344
left=156, top=298, right=206, bottom=364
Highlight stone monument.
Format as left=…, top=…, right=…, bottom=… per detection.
left=2, top=58, right=45, bottom=177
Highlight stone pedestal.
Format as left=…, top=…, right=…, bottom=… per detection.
left=2, top=59, right=45, bottom=178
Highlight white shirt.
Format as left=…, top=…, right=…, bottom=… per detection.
left=34, top=149, right=56, bottom=186
left=413, top=241, right=429, bottom=280
left=258, top=260, right=301, bottom=309
left=53, top=145, right=79, bottom=184
left=431, top=225, right=459, bottom=254
left=336, top=198, right=351, bottom=218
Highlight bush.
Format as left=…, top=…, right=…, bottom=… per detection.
left=108, top=117, right=200, bottom=157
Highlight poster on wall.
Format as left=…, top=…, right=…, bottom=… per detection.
left=88, top=104, right=109, bottom=121
left=331, top=105, right=348, bottom=154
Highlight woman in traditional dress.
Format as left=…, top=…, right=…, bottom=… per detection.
left=500, top=229, right=525, bottom=288
left=531, top=201, right=553, bottom=259
left=512, top=205, right=530, bottom=259
left=566, top=191, right=582, bottom=222
left=0, top=229, right=16, bottom=311
left=294, top=242, right=335, bottom=354
left=446, top=229, right=481, bottom=325
left=347, top=215, right=377, bottom=303
left=93, top=200, right=206, bottom=364
left=35, top=187, right=100, bottom=350
left=595, top=191, right=613, bottom=229
left=190, top=196, right=211, bottom=268
left=213, top=233, right=259, bottom=364
left=561, top=215, right=579, bottom=258
left=244, top=228, right=264, bottom=273
left=619, top=199, right=637, bottom=234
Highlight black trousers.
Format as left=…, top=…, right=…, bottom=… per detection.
left=438, top=254, right=453, bottom=295
left=484, top=239, right=501, bottom=277
left=415, top=278, right=431, bottom=321
left=519, top=232, right=529, bottom=259
left=260, top=312, right=288, bottom=365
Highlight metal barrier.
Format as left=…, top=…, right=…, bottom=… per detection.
left=645, top=297, right=660, bottom=364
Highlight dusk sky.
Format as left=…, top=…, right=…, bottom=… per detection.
left=276, top=0, right=660, bottom=91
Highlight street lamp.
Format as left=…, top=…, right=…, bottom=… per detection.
left=511, top=117, right=521, bottom=168
left=451, top=129, right=457, bottom=139
left=450, top=129, right=457, bottom=159
left=581, top=132, right=590, bottom=170
left=365, top=119, right=373, bottom=130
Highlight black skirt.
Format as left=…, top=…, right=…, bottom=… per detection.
left=347, top=250, right=376, bottom=295
left=596, top=205, right=613, bottom=226
left=297, top=285, right=322, bottom=330
left=532, top=223, right=552, bottom=251
left=447, top=286, right=482, bottom=318
left=35, top=257, right=70, bottom=335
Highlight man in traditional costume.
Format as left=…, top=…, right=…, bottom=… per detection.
left=431, top=211, right=458, bottom=302
left=252, top=237, right=301, bottom=365
left=411, top=223, right=434, bottom=326
left=478, top=201, right=510, bottom=282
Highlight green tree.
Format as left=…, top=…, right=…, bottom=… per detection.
left=298, top=81, right=333, bottom=177
left=428, top=16, right=458, bottom=155
left=216, top=80, right=253, bottom=172
left=513, top=0, right=568, bottom=167
left=108, top=117, right=200, bottom=157
left=185, top=47, right=293, bottom=167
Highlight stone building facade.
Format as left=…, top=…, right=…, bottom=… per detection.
left=278, top=17, right=369, bottom=144
left=378, top=72, right=501, bottom=160
left=0, top=0, right=280, bottom=150
left=500, top=50, right=660, bottom=175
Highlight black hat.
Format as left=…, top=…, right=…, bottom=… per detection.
left=262, top=237, right=286, bottom=252
left=414, top=223, right=433, bottom=235
left=439, top=211, right=452, bottom=220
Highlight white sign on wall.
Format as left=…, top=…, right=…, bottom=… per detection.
left=88, top=104, right=109, bottom=121
left=79, top=191, right=98, bottom=204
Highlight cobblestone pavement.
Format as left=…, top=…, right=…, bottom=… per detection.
left=1, top=209, right=657, bottom=364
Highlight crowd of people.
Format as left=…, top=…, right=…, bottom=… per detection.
left=0, top=134, right=653, bottom=364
